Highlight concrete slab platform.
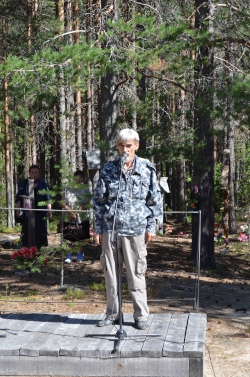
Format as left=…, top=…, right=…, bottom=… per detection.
left=0, top=312, right=206, bottom=377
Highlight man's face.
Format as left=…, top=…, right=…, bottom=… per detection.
left=29, top=168, right=40, bottom=180
left=116, top=139, right=139, bottom=163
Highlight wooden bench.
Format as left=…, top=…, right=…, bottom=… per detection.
left=0, top=312, right=206, bottom=377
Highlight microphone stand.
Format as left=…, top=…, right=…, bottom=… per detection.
left=109, top=153, right=128, bottom=351
left=85, top=153, right=159, bottom=353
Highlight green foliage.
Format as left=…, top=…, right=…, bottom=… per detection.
left=0, top=225, right=21, bottom=234
left=88, top=281, right=106, bottom=293
left=61, top=288, right=86, bottom=301
left=1, top=0, right=250, bottom=236
left=23, top=290, right=39, bottom=297
left=111, top=13, right=195, bottom=80
left=232, top=75, right=250, bottom=126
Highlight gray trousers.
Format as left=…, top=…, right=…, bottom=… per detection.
left=100, top=232, right=149, bottom=321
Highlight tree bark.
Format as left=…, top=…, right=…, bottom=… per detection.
left=58, top=67, right=69, bottom=185
left=99, top=0, right=119, bottom=165
left=228, top=117, right=236, bottom=233
left=3, top=0, right=14, bottom=227
left=191, top=0, right=215, bottom=268
left=74, top=0, right=84, bottom=169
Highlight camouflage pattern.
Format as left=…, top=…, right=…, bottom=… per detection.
left=93, top=155, right=163, bottom=236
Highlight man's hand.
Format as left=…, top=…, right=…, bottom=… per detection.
left=145, top=232, right=155, bottom=243
left=94, top=234, right=103, bottom=245
left=64, top=205, right=77, bottom=220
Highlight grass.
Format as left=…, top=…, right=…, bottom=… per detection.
left=0, top=290, right=40, bottom=302
left=8, top=289, right=39, bottom=300
left=60, top=281, right=106, bottom=302
left=0, top=225, right=21, bottom=233
left=88, top=281, right=105, bottom=292
left=61, top=288, right=87, bottom=300
left=24, top=289, right=39, bottom=297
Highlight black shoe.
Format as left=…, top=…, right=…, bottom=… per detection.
left=97, top=315, right=124, bottom=327
left=134, top=320, right=148, bottom=330
left=97, top=318, right=115, bottom=327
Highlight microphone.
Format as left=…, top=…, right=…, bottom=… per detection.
left=121, top=152, right=127, bottom=163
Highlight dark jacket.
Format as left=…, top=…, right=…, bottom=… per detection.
left=16, top=178, right=50, bottom=217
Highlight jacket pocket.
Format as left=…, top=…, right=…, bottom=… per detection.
left=132, top=178, right=149, bottom=199
left=140, top=180, right=149, bottom=199
left=108, top=181, right=119, bottom=199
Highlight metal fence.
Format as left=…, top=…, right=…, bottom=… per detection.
left=0, top=207, right=201, bottom=313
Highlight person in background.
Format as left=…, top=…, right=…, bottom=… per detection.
left=63, top=170, right=91, bottom=263
left=93, top=128, right=162, bottom=330
left=15, top=165, right=52, bottom=249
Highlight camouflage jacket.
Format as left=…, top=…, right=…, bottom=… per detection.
left=93, top=155, right=163, bottom=236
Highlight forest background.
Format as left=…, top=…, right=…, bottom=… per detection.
left=1, top=0, right=250, bottom=268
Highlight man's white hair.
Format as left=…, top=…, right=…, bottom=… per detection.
left=116, top=128, right=140, bottom=143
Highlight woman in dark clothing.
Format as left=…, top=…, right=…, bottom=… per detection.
left=15, top=165, right=52, bottom=248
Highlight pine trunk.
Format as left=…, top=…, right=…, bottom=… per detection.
left=99, top=0, right=118, bottom=164
left=3, top=0, right=14, bottom=227
left=191, top=0, right=215, bottom=268
left=74, top=0, right=83, bottom=169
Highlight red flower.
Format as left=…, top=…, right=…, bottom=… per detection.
left=20, top=247, right=29, bottom=256
left=12, top=247, right=38, bottom=260
left=21, top=248, right=32, bottom=259
left=30, top=247, right=38, bottom=256
left=11, top=251, right=19, bottom=259
left=11, top=246, right=52, bottom=273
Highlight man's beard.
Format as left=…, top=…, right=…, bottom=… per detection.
left=124, top=154, right=131, bottom=163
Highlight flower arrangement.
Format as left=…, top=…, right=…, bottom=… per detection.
left=162, top=224, right=174, bottom=234
left=11, top=246, right=54, bottom=273
left=214, top=232, right=223, bottom=243
left=240, top=224, right=248, bottom=232
left=238, top=233, right=248, bottom=242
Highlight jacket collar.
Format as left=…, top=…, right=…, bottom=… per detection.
left=131, top=155, right=142, bottom=175
left=116, top=154, right=141, bottom=175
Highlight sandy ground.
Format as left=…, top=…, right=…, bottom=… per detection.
left=1, top=229, right=250, bottom=377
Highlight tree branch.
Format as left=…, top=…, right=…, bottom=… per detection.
left=42, top=30, right=86, bottom=46
left=143, top=73, right=192, bottom=93
left=12, top=59, right=72, bottom=73
left=215, top=3, right=239, bottom=12
left=214, top=56, right=245, bottom=74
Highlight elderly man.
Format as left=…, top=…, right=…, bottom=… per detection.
left=93, top=128, right=162, bottom=330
